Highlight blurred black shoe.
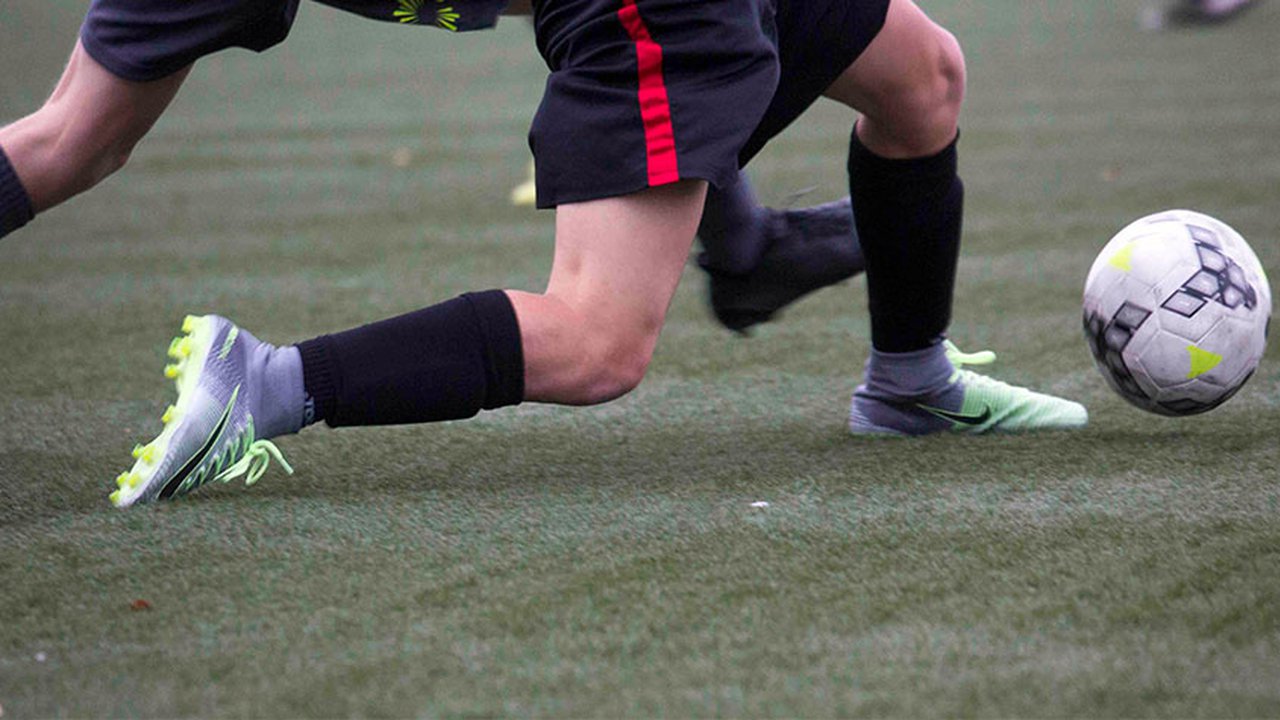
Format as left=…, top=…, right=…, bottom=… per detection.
left=1153, top=0, right=1261, bottom=26
left=699, top=197, right=863, bottom=335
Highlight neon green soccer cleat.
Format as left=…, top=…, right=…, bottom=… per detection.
left=110, top=315, right=294, bottom=507
left=848, top=341, right=1089, bottom=435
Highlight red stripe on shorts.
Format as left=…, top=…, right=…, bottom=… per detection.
left=617, top=0, right=680, bottom=186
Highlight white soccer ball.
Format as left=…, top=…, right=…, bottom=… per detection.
left=1082, top=210, right=1271, bottom=416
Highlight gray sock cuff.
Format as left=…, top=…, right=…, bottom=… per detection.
left=0, top=146, right=35, bottom=239
left=250, top=342, right=306, bottom=440
left=862, top=341, right=954, bottom=399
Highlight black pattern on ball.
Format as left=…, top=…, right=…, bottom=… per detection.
left=1162, top=231, right=1260, bottom=318
left=1083, top=302, right=1152, bottom=403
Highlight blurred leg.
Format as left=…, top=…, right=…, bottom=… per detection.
left=698, top=173, right=861, bottom=334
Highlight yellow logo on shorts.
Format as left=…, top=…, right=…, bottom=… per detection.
left=394, top=0, right=461, bottom=31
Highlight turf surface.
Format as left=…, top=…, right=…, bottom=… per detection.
left=2, top=0, right=1279, bottom=715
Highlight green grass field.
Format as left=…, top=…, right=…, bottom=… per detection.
left=3, top=1, right=1279, bottom=715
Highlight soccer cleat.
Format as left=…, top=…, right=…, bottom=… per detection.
left=110, top=315, right=293, bottom=507
left=700, top=197, right=862, bottom=334
left=848, top=341, right=1088, bottom=435
left=1145, top=0, right=1260, bottom=27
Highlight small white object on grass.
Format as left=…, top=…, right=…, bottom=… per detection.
left=34, top=651, right=47, bottom=663
left=750, top=501, right=770, bottom=508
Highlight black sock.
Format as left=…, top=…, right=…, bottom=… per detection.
left=848, top=128, right=963, bottom=352
left=0, top=146, right=35, bottom=239
left=296, top=290, right=524, bottom=427
left=697, top=172, right=768, bottom=275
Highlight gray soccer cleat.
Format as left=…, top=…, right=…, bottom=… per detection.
left=1146, top=0, right=1261, bottom=27
left=848, top=342, right=1089, bottom=435
left=110, top=315, right=294, bottom=507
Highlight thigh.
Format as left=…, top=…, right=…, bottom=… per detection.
left=824, top=0, right=962, bottom=126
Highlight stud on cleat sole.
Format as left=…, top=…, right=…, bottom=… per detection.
left=167, top=337, right=194, bottom=359
left=161, top=405, right=177, bottom=424
left=182, top=315, right=200, bottom=333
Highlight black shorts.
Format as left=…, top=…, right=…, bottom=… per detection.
left=530, top=0, right=889, bottom=207
left=80, top=0, right=511, bottom=82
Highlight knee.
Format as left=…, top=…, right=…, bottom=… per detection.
left=516, top=289, right=668, bottom=406
left=891, top=26, right=965, bottom=139
left=928, top=28, right=966, bottom=131
left=572, top=327, right=656, bottom=404
left=862, top=24, right=966, bottom=154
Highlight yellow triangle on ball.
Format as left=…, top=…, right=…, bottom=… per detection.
left=1108, top=241, right=1136, bottom=272
left=1186, top=345, right=1223, bottom=379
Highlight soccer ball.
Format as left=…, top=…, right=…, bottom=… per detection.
left=1082, top=210, right=1271, bottom=416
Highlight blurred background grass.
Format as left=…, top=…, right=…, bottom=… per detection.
left=2, top=0, right=1279, bottom=715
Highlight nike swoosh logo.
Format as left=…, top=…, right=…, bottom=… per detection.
left=917, top=403, right=992, bottom=426
left=158, top=385, right=240, bottom=500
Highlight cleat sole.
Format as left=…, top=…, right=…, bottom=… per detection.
left=110, top=314, right=218, bottom=508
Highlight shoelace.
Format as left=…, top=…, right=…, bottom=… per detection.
left=780, top=185, right=820, bottom=209
left=943, top=340, right=996, bottom=367
left=215, top=439, right=294, bottom=486
left=941, top=341, right=1030, bottom=398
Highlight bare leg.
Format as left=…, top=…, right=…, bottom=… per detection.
left=823, top=0, right=964, bottom=159
left=510, top=180, right=707, bottom=404
left=0, top=41, right=189, bottom=214
left=828, top=0, right=1085, bottom=435
left=825, top=0, right=966, bottom=355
